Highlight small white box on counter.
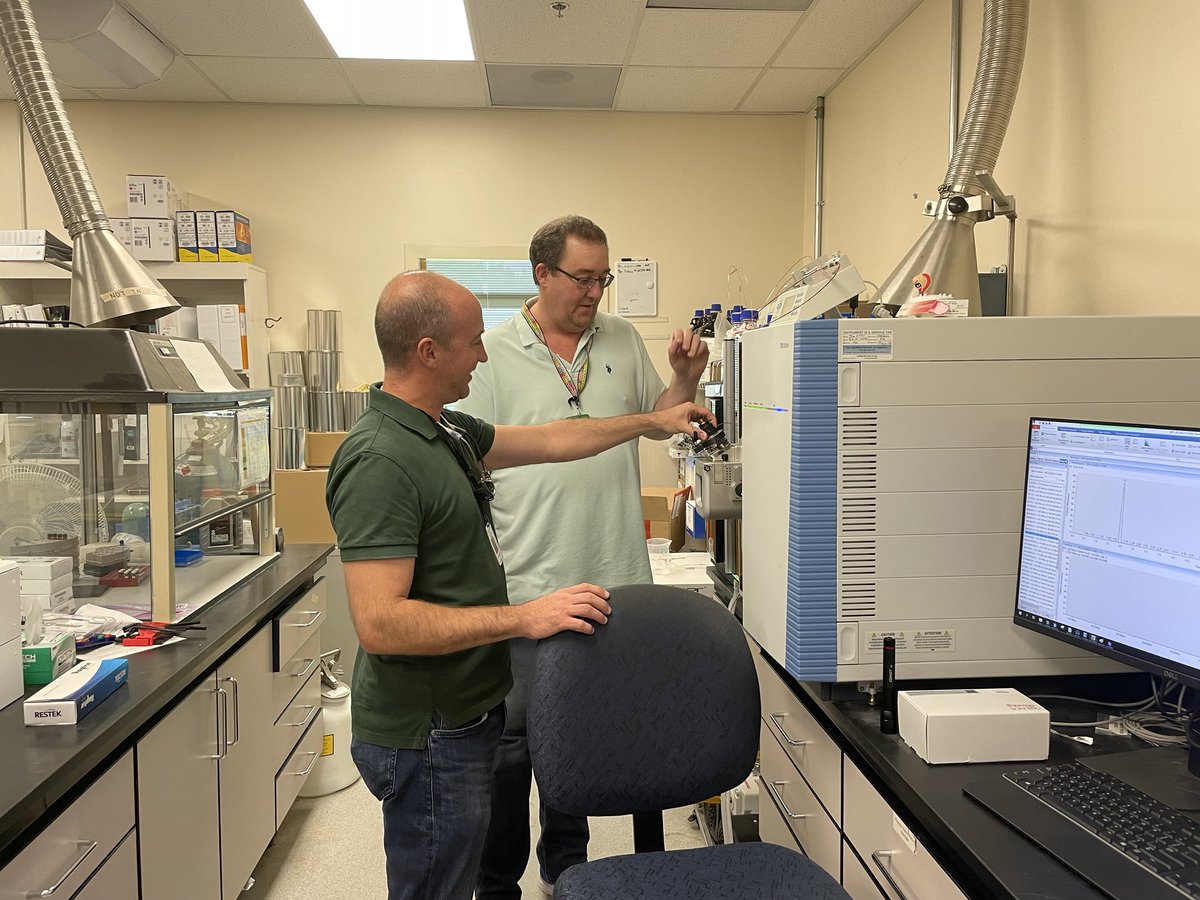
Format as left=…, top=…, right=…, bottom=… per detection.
left=127, top=174, right=181, bottom=218
left=898, top=688, right=1049, bottom=765
left=8, top=557, right=72, bottom=581
left=18, top=571, right=72, bottom=597
left=21, top=587, right=73, bottom=614
left=24, top=658, right=128, bottom=726
left=131, top=218, right=177, bottom=262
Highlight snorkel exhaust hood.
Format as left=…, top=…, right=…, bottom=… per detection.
left=0, top=0, right=178, bottom=327
left=874, top=0, right=1028, bottom=316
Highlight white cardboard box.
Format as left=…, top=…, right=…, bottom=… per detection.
left=19, top=571, right=73, bottom=596
left=8, top=557, right=72, bottom=580
left=898, top=687, right=1049, bottom=765
left=0, top=560, right=19, bottom=646
left=0, top=636, right=21, bottom=709
left=131, top=217, right=177, bottom=262
left=127, top=174, right=181, bottom=218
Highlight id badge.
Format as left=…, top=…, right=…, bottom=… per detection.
left=485, top=521, right=504, bottom=566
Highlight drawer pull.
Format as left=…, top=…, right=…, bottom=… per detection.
left=292, top=750, right=320, bottom=778
left=870, top=850, right=912, bottom=900
left=212, top=687, right=229, bottom=760
left=764, top=780, right=810, bottom=821
left=222, top=676, right=240, bottom=748
left=291, top=704, right=320, bottom=729
left=290, top=657, right=319, bottom=680
left=34, top=840, right=97, bottom=896
left=285, top=610, right=323, bottom=628
left=769, top=713, right=811, bottom=747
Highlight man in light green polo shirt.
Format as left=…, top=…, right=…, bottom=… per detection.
left=326, top=269, right=713, bottom=900
left=458, top=215, right=709, bottom=898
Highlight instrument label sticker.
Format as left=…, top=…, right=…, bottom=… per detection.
left=842, top=329, right=893, bottom=360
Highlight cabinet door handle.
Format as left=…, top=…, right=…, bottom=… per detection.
left=769, top=713, right=811, bottom=747
left=222, top=676, right=240, bottom=748
left=285, top=610, right=323, bottom=628
left=34, top=840, right=97, bottom=896
left=293, top=750, right=319, bottom=778
left=292, top=704, right=319, bottom=729
left=764, top=780, right=809, bottom=821
left=870, top=850, right=912, bottom=900
left=212, top=687, right=228, bottom=760
left=291, top=657, right=319, bottom=680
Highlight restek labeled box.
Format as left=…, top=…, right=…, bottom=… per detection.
left=898, top=687, right=1049, bottom=765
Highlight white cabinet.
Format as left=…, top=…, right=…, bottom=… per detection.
left=751, top=637, right=969, bottom=899
left=0, top=261, right=272, bottom=387
left=0, top=752, right=135, bottom=900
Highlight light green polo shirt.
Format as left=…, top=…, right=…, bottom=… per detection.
left=456, top=307, right=665, bottom=605
left=325, top=385, right=511, bottom=749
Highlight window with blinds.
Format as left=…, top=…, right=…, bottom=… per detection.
left=422, top=258, right=535, bottom=331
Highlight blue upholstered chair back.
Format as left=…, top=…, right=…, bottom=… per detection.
left=528, top=584, right=761, bottom=817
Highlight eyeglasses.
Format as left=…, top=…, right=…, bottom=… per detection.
left=549, top=265, right=615, bottom=291
left=438, top=418, right=496, bottom=503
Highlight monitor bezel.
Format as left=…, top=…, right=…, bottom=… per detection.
left=1012, top=416, right=1200, bottom=694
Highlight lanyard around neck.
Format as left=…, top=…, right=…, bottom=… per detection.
left=521, top=301, right=595, bottom=408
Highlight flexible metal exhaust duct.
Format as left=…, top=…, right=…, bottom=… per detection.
left=0, top=0, right=177, bottom=327
left=873, top=0, right=1027, bottom=316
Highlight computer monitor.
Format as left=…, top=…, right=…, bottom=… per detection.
left=1014, top=417, right=1200, bottom=691
left=1014, top=417, right=1200, bottom=791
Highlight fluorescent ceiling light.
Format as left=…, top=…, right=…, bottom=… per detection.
left=303, top=0, right=474, bottom=61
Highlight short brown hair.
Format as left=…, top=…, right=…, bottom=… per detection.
left=374, top=271, right=455, bottom=370
left=529, top=215, right=608, bottom=278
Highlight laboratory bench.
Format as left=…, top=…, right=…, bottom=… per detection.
left=751, top=638, right=1175, bottom=900
left=0, top=543, right=333, bottom=899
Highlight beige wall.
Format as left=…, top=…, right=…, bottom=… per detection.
left=807, top=0, right=1200, bottom=316
left=1, top=102, right=805, bottom=484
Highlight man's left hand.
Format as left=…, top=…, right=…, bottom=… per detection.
left=667, top=329, right=710, bottom=384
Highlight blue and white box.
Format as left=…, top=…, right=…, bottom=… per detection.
left=24, top=658, right=128, bottom=726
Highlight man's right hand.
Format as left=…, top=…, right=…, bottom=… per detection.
left=520, top=583, right=612, bottom=638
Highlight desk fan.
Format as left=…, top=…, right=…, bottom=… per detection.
left=0, top=463, right=109, bottom=554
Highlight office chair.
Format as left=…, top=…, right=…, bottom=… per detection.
left=528, top=584, right=849, bottom=899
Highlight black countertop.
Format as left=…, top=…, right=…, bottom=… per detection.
left=0, top=543, right=333, bottom=868
left=759, top=651, right=1159, bottom=900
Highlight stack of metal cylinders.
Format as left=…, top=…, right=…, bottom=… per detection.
left=271, top=363, right=307, bottom=469
left=343, top=390, right=369, bottom=428
left=306, top=309, right=344, bottom=431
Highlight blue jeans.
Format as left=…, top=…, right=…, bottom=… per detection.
left=351, top=703, right=505, bottom=900
left=476, top=639, right=590, bottom=899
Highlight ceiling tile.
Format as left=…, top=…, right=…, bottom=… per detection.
left=629, top=8, right=800, bottom=67
left=120, top=0, right=334, bottom=58
left=773, top=0, right=920, bottom=68
left=0, top=79, right=96, bottom=101
left=191, top=57, right=359, bottom=104
left=342, top=60, right=487, bottom=108
left=616, top=67, right=758, bottom=112
left=470, top=0, right=643, bottom=66
left=739, top=67, right=840, bottom=111
left=92, top=58, right=229, bottom=101
left=486, top=64, right=620, bottom=109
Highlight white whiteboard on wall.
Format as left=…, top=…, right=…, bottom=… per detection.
left=615, top=259, right=657, bottom=317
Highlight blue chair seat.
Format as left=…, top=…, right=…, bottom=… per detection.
left=554, top=843, right=848, bottom=900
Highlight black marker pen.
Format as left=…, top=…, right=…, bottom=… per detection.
left=880, top=636, right=897, bottom=734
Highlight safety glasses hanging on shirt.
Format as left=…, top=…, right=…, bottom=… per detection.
left=437, top=418, right=496, bottom=503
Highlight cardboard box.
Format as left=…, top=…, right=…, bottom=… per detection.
left=195, top=211, right=218, bottom=262
left=12, top=556, right=72, bottom=580
left=175, top=210, right=198, bottom=262
left=20, top=587, right=73, bottom=613
left=18, top=572, right=72, bottom=596
left=24, top=658, right=127, bottom=725
left=196, top=303, right=245, bottom=370
left=127, top=174, right=181, bottom=218
left=0, top=560, right=19, bottom=645
left=0, top=636, right=20, bottom=708
left=215, top=210, right=252, bottom=262
left=110, top=217, right=133, bottom=251
left=131, top=217, right=177, bottom=262
left=641, top=487, right=687, bottom=521
left=22, top=630, right=75, bottom=686
left=306, top=432, right=349, bottom=468
left=156, top=306, right=199, bottom=339
left=274, top=469, right=336, bottom=544
left=899, top=688, right=1049, bottom=765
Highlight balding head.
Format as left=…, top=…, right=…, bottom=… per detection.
left=375, top=270, right=473, bottom=371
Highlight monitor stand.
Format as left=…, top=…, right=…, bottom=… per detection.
left=1083, top=745, right=1200, bottom=820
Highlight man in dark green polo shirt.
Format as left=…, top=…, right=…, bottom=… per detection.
left=326, top=270, right=713, bottom=900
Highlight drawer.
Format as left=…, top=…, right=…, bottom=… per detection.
left=758, top=776, right=802, bottom=853
left=273, top=626, right=322, bottom=719
left=0, top=752, right=134, bottom=900
left=273, top=576, right=326, bottom=670
left=275, top=711, right=324, bottom=830
left=760, top=721, right=842, bottom=880
left=73, top=827, right=138, bottom=900
left=843, top=763, right=968, bottom=900
left=843, top=840, right=886, bottom=900
left=274, top=661, right=322, bottom=766
left=757, top=659, right=842, bottom=816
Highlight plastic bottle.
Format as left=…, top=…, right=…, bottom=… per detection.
left=714, top=306, right=730, bottom=343
left=121, top=502, right=150, bottom=540
left=701, top=303, right=722, bottom=337
left=59, top=420, right=77, bottom=459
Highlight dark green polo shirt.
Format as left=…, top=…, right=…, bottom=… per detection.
left=325, top=385, right=512, bottom=749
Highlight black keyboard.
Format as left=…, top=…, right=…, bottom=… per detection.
left=965, top=762, right=1200, bottom=900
